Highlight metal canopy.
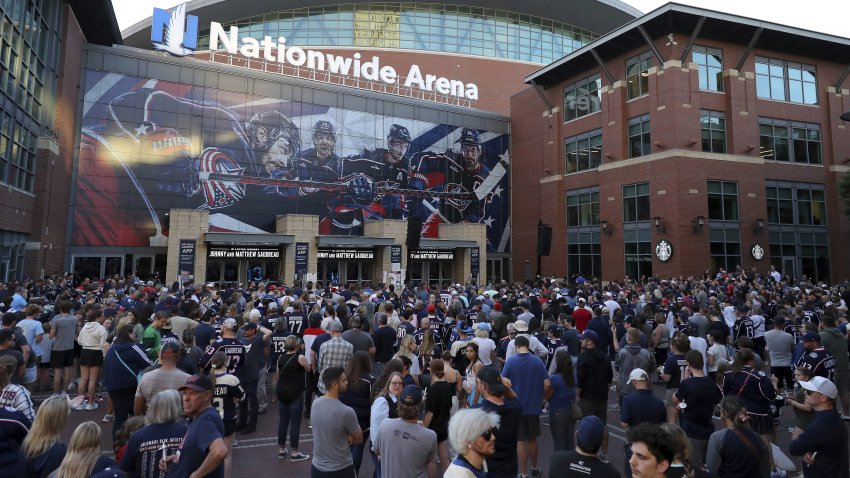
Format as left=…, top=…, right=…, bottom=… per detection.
left=204, top=232, right=295, bottom=245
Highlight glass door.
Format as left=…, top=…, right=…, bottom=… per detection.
left=782, top=257, right=797, bottom=282
left=134, top=255, right=154, bottom=280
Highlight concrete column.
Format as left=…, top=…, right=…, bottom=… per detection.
left=364, top=219, right=407, bottom=283
left=165, top=209, right=210, bottom=283
left=438, top=222, right=487, bottom=285
left=276, top=214, right=319, bottom=283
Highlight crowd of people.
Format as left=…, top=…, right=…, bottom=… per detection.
left=0, top=266, right=847, bottom=478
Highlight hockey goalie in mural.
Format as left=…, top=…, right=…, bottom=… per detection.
left=76, top=71, right=510, bottom=252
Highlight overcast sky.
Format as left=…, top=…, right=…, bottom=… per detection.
left=115, top=0, right=850, bottom=38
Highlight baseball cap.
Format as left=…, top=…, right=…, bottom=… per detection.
left=581, top=329, right=599, bottom=343
left=399, top=384, right=423, bottom=406
left=799, top=376, right=838, bottom=399
left=222, top=318, right=238, bottom=330
left=477, top=365, right=506, bottom=394
left=267, top=301, right=277, bottom=310
left=459, top=326, right=474, bottom=334
left=249, top=309, right=262, bottom=320
left=736, top=305, right=750, bottom=313
left=179, top=374, right=213, bottom=392
left=577, top=297, right=586, bottom=304
left=514, top=321, right=529, bottom=332
left=243, top=322, right=258, bottom=330
left=329, top=320, right=344, bottom=332
left=160, top=341, right=181, bottom=358
left=627, top=368, right=649, bottom=384
left=803, top=331, right=821, bottom=342
left=427, top=304, right=436, bottom=314
left=576, top=416, right=605, bottom=451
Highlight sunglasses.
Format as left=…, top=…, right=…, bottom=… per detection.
left=480, top=428, right=497, bottom=440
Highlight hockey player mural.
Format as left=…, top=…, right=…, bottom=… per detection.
left=75, top=70, right=510, bottom=252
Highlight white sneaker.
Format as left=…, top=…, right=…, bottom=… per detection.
left=74, top=401, right=88, bottom=411
left=86, top=402, right=99, bottom=411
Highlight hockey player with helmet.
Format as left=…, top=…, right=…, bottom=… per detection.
left=286, top=120, right=343, bottom=216
left=323, top=124, right=412, bottom=235
left=409, top=128, right=492, bottom=236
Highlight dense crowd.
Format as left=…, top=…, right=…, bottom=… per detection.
left=0, top=266, right=847, bottom=478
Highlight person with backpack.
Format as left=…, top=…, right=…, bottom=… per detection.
left=103, top=324, right=152, bottom=441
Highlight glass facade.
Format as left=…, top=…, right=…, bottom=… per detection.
left=624, top=227, right=651, bottom=281
left=623, top=182, right=650, bottom=223
left=759, top=118, right=821, bottom=164
left=563, top=74, right=601, bottom=122
left=700, top=110, right=726, bottom=153
left=566, top=188, right=601, bottom=279
left=707, top=181, right=738, bottom=221
left=755, top=56, right=817, bottom=105
left=0, top=0, right=63, bottom=193
left=197, top=3, right=597, bottom=64
left=628, top=115, right=651, bottom=158
left=626, top=51, right=652, bottom=99
left=693, top=46, right=723, bottom=92
left=709, top=226, right=741, bottom=273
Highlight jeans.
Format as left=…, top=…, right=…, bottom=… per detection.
left=109, top=388, right=136, bottom=441
left=240, top=379, right=259, bottom=426
left=549, top=408, right=575, bottom=451
left=370, top=448, right=381, bottom=478
left=310, top=465, right=355, bottom=478
left=350, top=430, right=370, bottom=474
left=277, top=396, right=304, bottom=448
left=257, top=366, right=269, bottom=410
left=304, top=371, right=318, bottom=419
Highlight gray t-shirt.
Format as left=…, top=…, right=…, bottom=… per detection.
left=134, top=367, right=191, bottom=401
left=341, top=329, right=374, bottom=354
left=764, top=329, right=795, bottom=367
left=375, top=418, right=437, bottom=478
left=50, top=314, right=79, bottom=351
left=311, top=396, right=361, bottom=472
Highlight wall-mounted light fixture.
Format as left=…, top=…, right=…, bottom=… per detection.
left=653, top=216, right=665, bottom=233
left=601, top=220, right=612, bottom=235
left=754, top=218, right=765, bottom=233
left=692, top=215, right=704, bottom=233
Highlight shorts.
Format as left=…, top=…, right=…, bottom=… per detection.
left=665, top=388, right=678, bottom=407
left=747, top=413, right=774, bottom=435
left=579, top=399, right=608, bottom=424
left=517, top=415, right=541, bottom=440
left=23, top=366, right=36, bottom=384
left=39, top=360, right=51, bottom=369
left=224, top=420, right=236, bottom=437
left=50, top=349, right=75, bottom=368
left=79, top=349, right=104, bottom=367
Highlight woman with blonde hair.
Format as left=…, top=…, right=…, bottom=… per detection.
left=51, top=421, right=116, bottom=478
left=393, top=335, right=421, bottom=385
left=21, top=395, right=71, bottom=478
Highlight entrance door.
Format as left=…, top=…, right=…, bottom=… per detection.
left=134, top=255, right=154, bottom=280
left=223, top=261, right=239, bottom=285
left=782, top=257, right=797, bottom=281
left=247, top=261, right=265, bottom=283
left=320, top=261, right=340, bottom=287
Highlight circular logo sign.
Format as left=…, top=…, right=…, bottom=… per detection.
left=655, top=240, right=673, bottom=262
left=751, top=244, right=765, bottom=260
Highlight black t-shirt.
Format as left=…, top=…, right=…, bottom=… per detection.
left=663, top=353, right=688, bottom=389
left=194, top=322, right=218, bottom=350
left=286, top=312, right=307, bottom=337
left=373, top=326, right=397, bottom=363
left=119, top=422, right=187, bottom=477
left=425, top=380, right=453, bottom=437
left=268, top=331, right=289, bottom=371
left=548, top=450, right=621, bottom=478
left=238, top=335, right=266, bottom=382
left=481, top=397, right=522, bottom=478
left=675, top=376, right=723, bottom=439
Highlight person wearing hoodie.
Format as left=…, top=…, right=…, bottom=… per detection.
left=76, top=308, right=109, bottom=411
left=577, top=329, right=614, bottom=461
left=615, top=327, right=656, bottom=405
left=818, top=314, right=850, bottom=419
left=103, top=324, right=152, bottom=439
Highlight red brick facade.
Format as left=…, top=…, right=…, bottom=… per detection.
left=511, top=29, right=850, bottom=282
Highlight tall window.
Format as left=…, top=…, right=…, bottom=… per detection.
left=755, top=57, right=818, bottom=105
left=626, top=52, right=652, bottom=99
left=770, top=231, right=829, bottom=282
left=710, top=227, right=741, bottom=272
left=766, top=184, right=826, bottom=225
left=693, top=46, right=723, bottom=92
left=567, top=190, right=599, bottom=227
left=564, top=74, right=602, bottom=121
left=567, top=231, right=601, bottom=279
left=624, top=228, right=652, bottom=280
left=628, top=115, right=651, bottom=158
left=623, top=183, right=650, bottom=223
left=700, top=110, right=726, bottom=153
left=565, top=129, right=602, bottom=174
left=759, top=119, right=821, bottom=164
left=707, top=181, right=738, bottom=221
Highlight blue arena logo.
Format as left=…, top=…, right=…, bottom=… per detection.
left=151, top=3, right=198, bottom=57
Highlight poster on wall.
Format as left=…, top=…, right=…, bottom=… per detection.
left=295, top=242, right=308, bottom=276
left=75, top=71, right=510, bottom=254
left=178, top=239, right=196, bottom=285
left=390, top=245, right=402, bottom=272
left=471, top=247, right=480, bottom=278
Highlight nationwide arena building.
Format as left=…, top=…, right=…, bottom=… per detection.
left=52, top=0, right=640, bottom=286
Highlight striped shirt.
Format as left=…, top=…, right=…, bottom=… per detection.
left=0, top=383, right=34, bottom=421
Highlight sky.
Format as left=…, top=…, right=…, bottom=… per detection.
left=114, top=0, right=850, bottom=38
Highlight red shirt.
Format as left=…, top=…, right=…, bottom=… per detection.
left=303, top=327, right=324, bottom=337
left=573, top=307, right=593, bottom=332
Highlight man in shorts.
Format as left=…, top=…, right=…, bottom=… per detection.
left=50, top=301, right=78, bottom=395
left=502, top=335, right=550, bottom=478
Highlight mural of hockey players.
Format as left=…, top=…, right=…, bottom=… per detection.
left=300, top=120, right=340, bottom=167
left=410, top=128, right=491, bottom=236
left=324, top=124, right=412, bottom=235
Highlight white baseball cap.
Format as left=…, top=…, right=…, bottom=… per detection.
left=627, top=368, right=649, bottom=384
left=799, top=376, right=838, bottom=399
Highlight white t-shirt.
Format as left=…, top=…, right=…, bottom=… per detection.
left=707, top=343, right=730, bottom=372
left=472, top=337, right=496, bottom=366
